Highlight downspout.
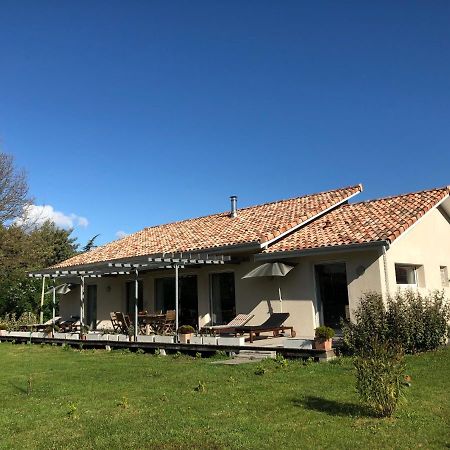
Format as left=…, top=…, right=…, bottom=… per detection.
left=382, top=242, right=390, bottom=299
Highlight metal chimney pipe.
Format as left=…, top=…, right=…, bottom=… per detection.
left=230, top=195, right=238, bottom=218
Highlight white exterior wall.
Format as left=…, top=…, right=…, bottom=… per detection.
left=385, top=206, right=450, bottom=297
left=58, top=248, right=385, bottom=338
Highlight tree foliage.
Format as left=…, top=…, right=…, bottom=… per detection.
left=0, top=221, right=78, bottom=317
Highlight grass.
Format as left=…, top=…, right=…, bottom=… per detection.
left=0, top=343, right=448, bottom=449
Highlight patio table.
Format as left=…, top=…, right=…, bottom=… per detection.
left=138, top=314, right=165, bottom=335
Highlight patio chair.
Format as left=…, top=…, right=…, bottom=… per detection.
left=115, top=312, right=132, bottom=334
left=234, top=312, right=296, bottom=343
left=110, top=312, right=121, bottom=332
left=200, top=314, right=254, bottom=335
left=161, top=310, right=176, bottom=334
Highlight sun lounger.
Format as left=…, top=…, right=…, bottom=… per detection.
left=234, top=312, right=296, bottom=343
left=200, top=314, right=254, bottom=335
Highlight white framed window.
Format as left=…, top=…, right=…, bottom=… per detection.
left=395, top=264, right=418, bottom=286
left=440, top=266, right=449, bottom=287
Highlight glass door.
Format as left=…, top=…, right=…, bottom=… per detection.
left=314, top=263, right=349, bottom=329
left=210, top=272, right=236, bottom=325
left=86, top=285, right=97, bottom=330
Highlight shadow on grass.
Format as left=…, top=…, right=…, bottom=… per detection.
left=293, top=396, right=374, bottom=418
left=8, top=380, right=28, bottom=395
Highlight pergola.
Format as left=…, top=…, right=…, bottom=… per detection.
left=29, top=252, right=231, bottom=339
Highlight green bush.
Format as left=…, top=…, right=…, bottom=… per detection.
left=342, top=290, right=449, bottom=354
left=314, top=326, right=335, bottom=340
left=354, top=338, right=406, bottom=417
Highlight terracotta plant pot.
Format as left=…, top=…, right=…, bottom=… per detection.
left=179, top=333, right=192, bottom=344
left=314, top=338, right=332, bottom=351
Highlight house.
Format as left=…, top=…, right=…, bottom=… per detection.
left=33, top=184, right=450, bottom=338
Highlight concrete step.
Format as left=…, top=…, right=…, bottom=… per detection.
left=237, top=350, right=276, bottom=360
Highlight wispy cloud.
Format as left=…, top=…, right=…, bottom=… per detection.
left=115, top=230, right=128, bottom=239
left=15, top=204, right=89, bottom=230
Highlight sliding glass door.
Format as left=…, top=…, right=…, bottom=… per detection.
left=210, top=272, right=236, bottom=325
left=155, top=275, right=198, bottom=328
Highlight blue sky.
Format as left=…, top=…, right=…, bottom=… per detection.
left=1, top=1, right=449, bottom=247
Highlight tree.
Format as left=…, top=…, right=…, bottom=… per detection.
left=0, top=153, right=30, bottom=224
left=0, top=221, right=78, bottom=317
left=82, top=234, right=100, bottom=252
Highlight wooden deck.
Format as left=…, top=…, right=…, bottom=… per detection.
left=0, top=334, right=335, bottom=361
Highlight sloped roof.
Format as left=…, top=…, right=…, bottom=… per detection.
left=265, top=186, right=450, bottom=253
left=53, top=185, right=362, bottom=268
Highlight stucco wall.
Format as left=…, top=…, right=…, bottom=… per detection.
left=58, top=248, right=384, bottom=338
left=385, top=206, right=450, bottom=297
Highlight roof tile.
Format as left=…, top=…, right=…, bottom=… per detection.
left=53, top=185, right=361, bottom=268
left=265, top=187, right=449, bottom=253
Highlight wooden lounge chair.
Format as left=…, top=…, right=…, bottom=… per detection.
left=234, top=312, right=296, bottom=343
left=115, top=312, right=132, bottom=334
left=200, top=314, right=255, bottom=335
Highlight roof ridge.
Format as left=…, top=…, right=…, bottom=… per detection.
left=143, top=184, right=363, bottom=231
left=343, top=185, right=450, bottom=207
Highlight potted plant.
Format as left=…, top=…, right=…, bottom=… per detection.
left=314, top=326, right=335, bottom=351
left=80, top=325, right=90, bottom=340
left=178, top=325, right=195, bottom=344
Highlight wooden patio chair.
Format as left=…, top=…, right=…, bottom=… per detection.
left=200, top=314, right=255, bottom=335
left=115, top=312, right=131, bottom=334
left=234, top=312, right=296, bottom=343
left=110, top=312, right=121, bottom=332
left=161, top=310, right=176, bottom=334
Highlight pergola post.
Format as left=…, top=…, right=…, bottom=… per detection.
left=80, top=275, right=85, bottom=330
left=52, top=285, right=56, bottom=329
left=175, top=264, right=179, bottom=332
left=134, top=269, right=139, bottom=341
left=39, top=275, right=47, bottom=324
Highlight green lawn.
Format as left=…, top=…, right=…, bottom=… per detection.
left=0, top=343, right=449, bottom=449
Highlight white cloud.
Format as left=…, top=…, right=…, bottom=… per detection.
left=15, top=204, right=89, bottom=230
left=116, top=230, right=128, bottom=239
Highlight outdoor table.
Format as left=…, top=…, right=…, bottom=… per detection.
left=138, top=314, right=165, bottom=335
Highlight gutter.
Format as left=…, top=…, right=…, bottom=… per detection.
left=254, top=240, right=389, bottom=261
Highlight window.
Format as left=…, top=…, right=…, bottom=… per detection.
left=395, top=265, right=417, bottom=285
left=440, top=266, right=449, bottom=287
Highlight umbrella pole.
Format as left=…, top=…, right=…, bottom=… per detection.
left=278, top=279, right=282, bottom=313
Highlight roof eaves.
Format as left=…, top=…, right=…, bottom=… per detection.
left=256, top=240, right=389, bottom=260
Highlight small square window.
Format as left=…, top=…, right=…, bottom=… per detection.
left=395, top=265, right=417, bottom=285
left=440, top=266, right=449, bottom=287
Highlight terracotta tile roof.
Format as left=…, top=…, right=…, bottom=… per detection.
left=265, top=186, right=450, bottom=253
left=52, top=185, right=362, bottom=268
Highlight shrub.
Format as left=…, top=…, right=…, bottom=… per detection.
left=354, top=338, right=406, bottom=417
left=314, top=326, right=335, bottom=340
left=342, top=290, right=449, bottom=354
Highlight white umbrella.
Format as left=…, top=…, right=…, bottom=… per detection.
left=242, top=262, right=294, bottom=312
